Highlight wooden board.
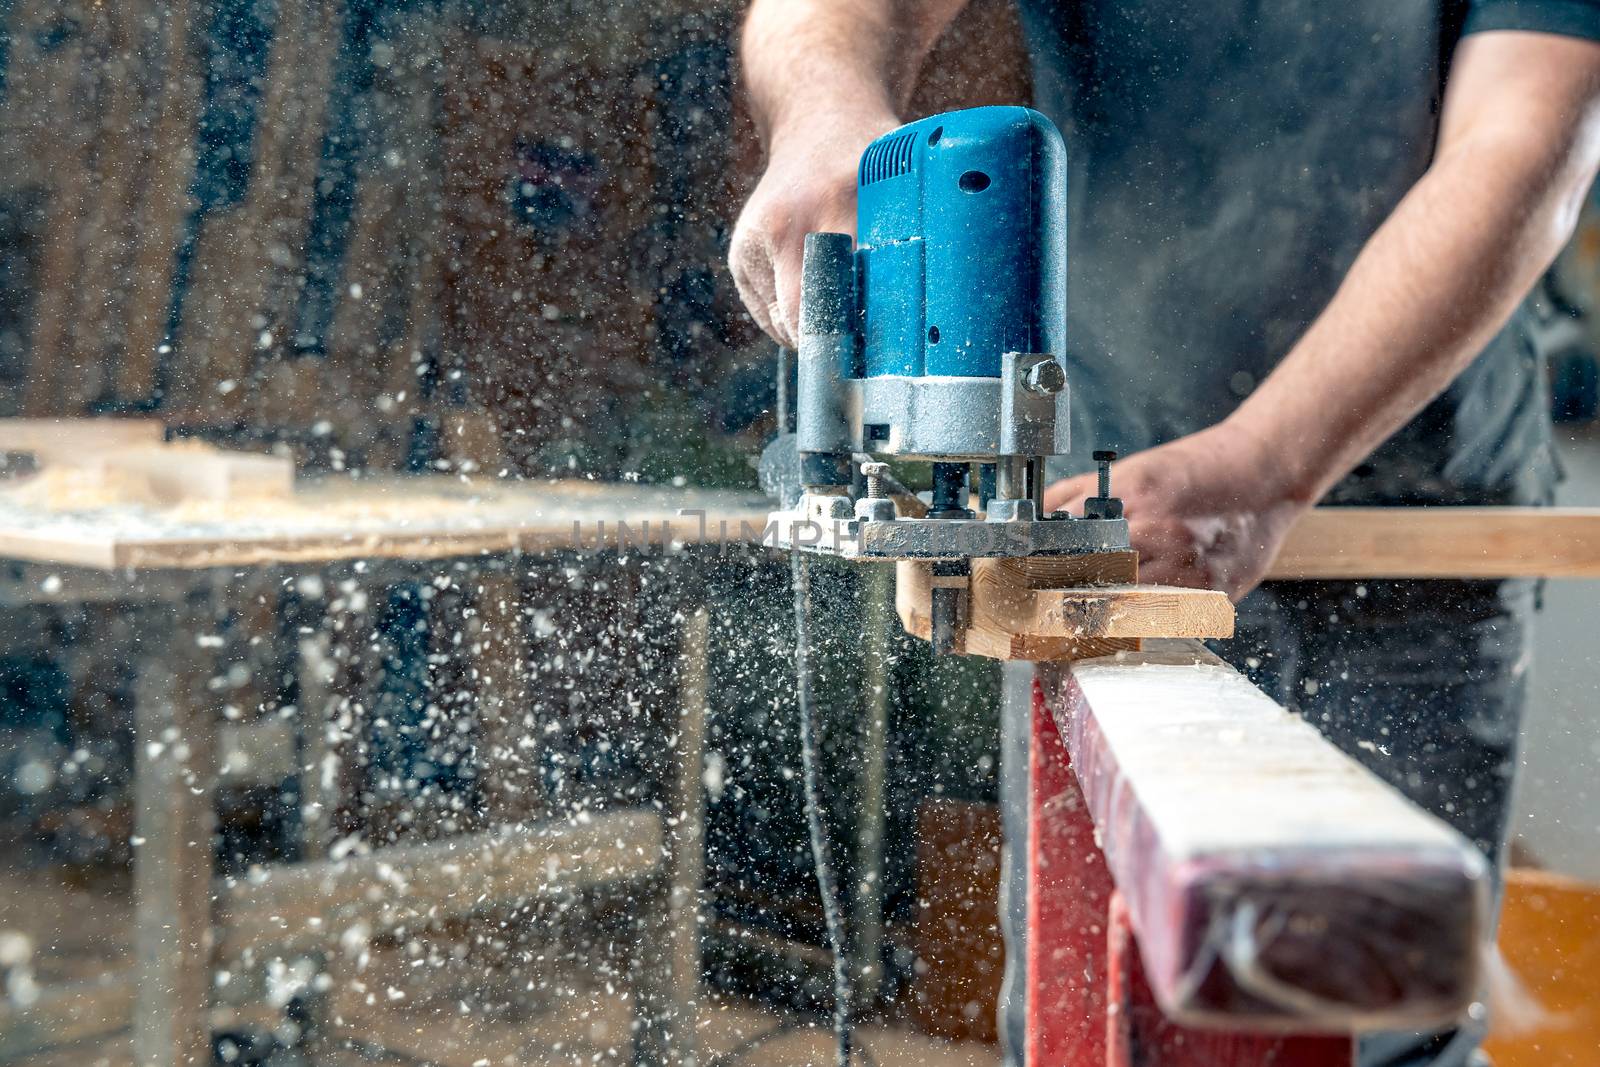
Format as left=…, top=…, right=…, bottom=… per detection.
left=0, top=417, right=164, bottom=457
left=1102, top=890, right=1353, bottom=1067
left=171, top=0, right=340, bottom=421
left=895, top=506, right=1600, bottom=588
left=1022, top=703, right=1354, bottom=1067
left=1026, top=583, right=1235, bottom=639
left=1, top=811, right=665, bottom=1058
left=6, top=432, right=293, bottom=506
left=57, top=444, right=295, bottom=504
left=0, top=973, right=134, bottom=1059
left=5, top=456, right=1600, bottom=578
left=1271, top=506, right=1600, bottom=579
left=897, top=552, right=1235, bottom=661
left=114, top=0, right=204, bottom=403
left=1038, top=639, right=1488, bottom=1031
left=0, top=476, right=770, bottom=570
left=19, top=15, right=95, bottom=416
left=215, top=810, right=663, bottom=958
left=898, top=552, right=1139, bottom=660
left=911, top=798, right=1004, bottom=1043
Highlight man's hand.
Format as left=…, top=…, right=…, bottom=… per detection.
left=732, top=0, right=969, bottom=345
left=729, top=113, right=898, bottom=349
left=1043, top=422, right=1311, bottom=600
left=1054, top=33, right=1600, bottom=600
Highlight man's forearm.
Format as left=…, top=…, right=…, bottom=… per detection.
left=741, top=0, right=968, bottom=145
left=1229, top=33, right=1600, bottom=505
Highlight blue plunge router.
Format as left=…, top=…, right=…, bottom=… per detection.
left=856, top=106, right=1067, bottom=381
left=775, top=106, right=1127, bottom=654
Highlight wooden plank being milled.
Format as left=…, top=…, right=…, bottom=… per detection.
left=1039, top=639, right=1489, bottom=1031
left=897, top=553, right=1234, bottom=661
left=0, top=479, right=768, bottom=570
left=899, top=552, right=1138, bottom=661
left=1022, top=583, right=1234, bottom=640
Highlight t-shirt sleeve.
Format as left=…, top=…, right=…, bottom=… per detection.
left=1465, top=0, right=1600, bottom=40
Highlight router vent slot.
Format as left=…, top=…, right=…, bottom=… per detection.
left=859, top=131, right=917, bottom=186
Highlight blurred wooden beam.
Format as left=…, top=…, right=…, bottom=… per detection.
left=1021, top=583, right=1234, bottom=639
left=178, top=0, right=342, bottom=419
left=1271, top=506, right=1600, bottom=580
left=0, top=812, right=666, bottom=1059
left=215, top=811, right=663, bottom=958
left=115, top=0, right=204, bottom=402
left=20, top=13, right=95, bottom=415
left=0, top=417, right=164, bottom=457
left=0, top=973, right=134, bottom=1058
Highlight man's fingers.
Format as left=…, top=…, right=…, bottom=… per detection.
left=771, top=251, right=802, bottom=350
left=729, top=225, right=779, bottom=342
left=730, top=167, right=862, bottom=350
left=1043, top=474, right=1095, bottom=513
left=729, top=210, right=807, bottom=349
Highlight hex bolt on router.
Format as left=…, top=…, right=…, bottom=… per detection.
left=1085, top=450, right=1124, bottom=520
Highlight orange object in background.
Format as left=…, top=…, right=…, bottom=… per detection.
left=1484, top=869, right=1600, bottom=1066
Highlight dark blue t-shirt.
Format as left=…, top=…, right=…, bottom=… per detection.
left=1017, top=0, right=1600, bottom=503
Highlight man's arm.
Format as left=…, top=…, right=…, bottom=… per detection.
left=1046, top=31, right=1600, bottom=597
left=1238, top=31, right=1600, bottom=507
left=731, top=0, right=969, bottom=348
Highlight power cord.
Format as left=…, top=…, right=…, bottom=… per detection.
left=790, top=549, right=855, bottom=1067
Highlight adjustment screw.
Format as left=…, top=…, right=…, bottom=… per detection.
left=1092, top=450, right=1116, bottom=498
left=860, top=461, right=889, bottom=499
left=1022, top=358, right=1067, bottom=396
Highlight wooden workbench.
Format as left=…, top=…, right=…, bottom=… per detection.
left=4, top=466, right=1597, bottom=1064
left=0, top=474, right=742, bottom=1066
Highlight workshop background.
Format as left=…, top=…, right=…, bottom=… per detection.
left=0, top=0, right=1598, bottom=1064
